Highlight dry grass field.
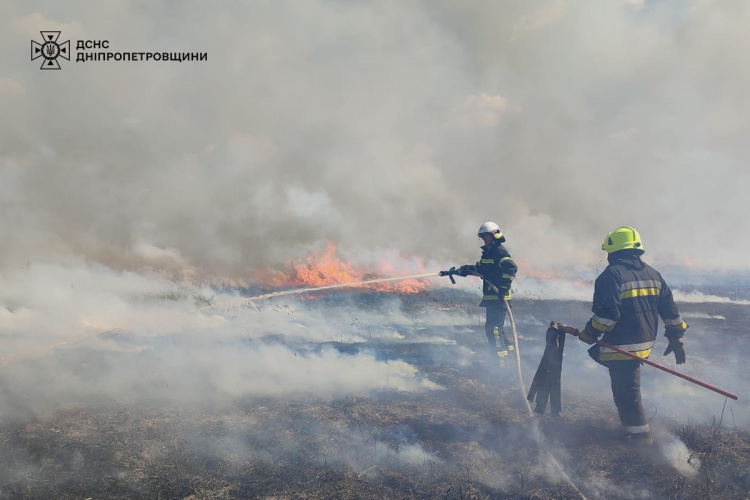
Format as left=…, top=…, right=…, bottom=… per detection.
left=1, top=289, right=748, bottom=499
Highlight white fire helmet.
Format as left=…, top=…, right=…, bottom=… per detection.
left=477, top=221, right=500, bottom=237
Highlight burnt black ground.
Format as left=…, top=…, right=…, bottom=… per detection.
left=0, top=289, right=748, bottom=499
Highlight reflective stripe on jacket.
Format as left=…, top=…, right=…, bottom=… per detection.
left=585, top=250, right=687, bottom=362
left=477, top=238, right=517, bottom=306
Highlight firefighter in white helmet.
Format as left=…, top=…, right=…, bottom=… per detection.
left=457, top=222, right=518, bottom=362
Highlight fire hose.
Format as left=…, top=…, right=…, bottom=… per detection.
left=440, top=267, right=588, bottom=499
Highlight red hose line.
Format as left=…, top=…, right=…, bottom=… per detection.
left=567, top=331, right=738, bottom=401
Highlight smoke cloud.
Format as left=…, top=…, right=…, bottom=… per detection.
left=2, top=1, right=750, bottom=277
left=0, top=263, right=456, bottom=420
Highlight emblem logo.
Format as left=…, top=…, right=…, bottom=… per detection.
left=31, top=31, right=70, bottom=70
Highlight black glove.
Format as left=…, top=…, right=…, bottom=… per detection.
left=458, top=265, right=476, bottom=277
left=577, top=328, right=598, bottom=345
left=663, top=338, right=686, bottom=364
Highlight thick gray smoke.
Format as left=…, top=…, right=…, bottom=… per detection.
left=2, top=1, right=750, bottom=278
left=0, top=263, right=452, bottom=419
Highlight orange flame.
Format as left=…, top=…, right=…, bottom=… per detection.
left=267, top=243, right=428, bottom=294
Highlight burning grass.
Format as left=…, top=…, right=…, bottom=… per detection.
left=259, top=242, right=430, bottom=295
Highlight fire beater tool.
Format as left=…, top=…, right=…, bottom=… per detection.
left=556, top=324, right=739, bottom=401
left=527, top=322, right=566, bottom=416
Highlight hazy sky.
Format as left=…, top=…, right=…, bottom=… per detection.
left=2, top=0, right=749, bottom=279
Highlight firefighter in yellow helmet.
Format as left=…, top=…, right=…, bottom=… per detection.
left=577, top=227, right=688, bottom=443
left=456, top=222, right=518, bottom=363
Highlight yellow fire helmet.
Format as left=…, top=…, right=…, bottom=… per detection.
left=602, top=226, right=644, bottom=253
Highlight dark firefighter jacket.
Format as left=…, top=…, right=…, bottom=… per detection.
left=477, top=235, right=517, bottom=306
left=584, top=249, right=688, bottom=363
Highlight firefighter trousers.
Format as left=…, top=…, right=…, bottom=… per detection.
left=608, top=360, right=650, bottom=438
left=484, top=302, right=512, bottom=359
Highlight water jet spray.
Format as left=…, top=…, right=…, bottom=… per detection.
left=194, top=272, right=440, bottom=311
